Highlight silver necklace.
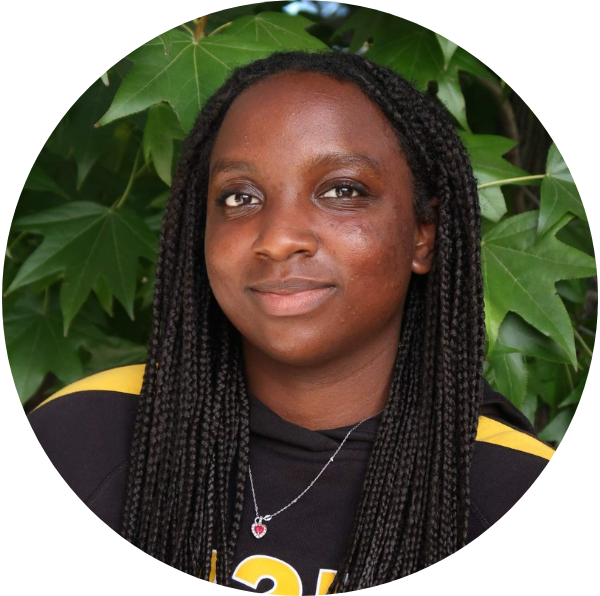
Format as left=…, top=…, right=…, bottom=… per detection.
left=248, top=409, right=383, bottom=539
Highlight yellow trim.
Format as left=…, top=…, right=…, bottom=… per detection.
left=32, top=370, right=554, bottom=462
left=476, top=415, right=554, bottom=460
left=32, top=364, right=146, bottom=412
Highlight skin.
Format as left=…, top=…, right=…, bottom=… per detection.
left=205, top=72, right=436, bottom=430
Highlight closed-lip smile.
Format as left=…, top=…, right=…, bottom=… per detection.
left=248, top=277, right=336, bottom=316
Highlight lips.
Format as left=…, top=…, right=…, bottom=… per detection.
left=248, top=277, right=336, bottom=316
left=250, top=278, right=333, bottom=294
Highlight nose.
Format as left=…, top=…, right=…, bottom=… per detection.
left=251, top=203, right=319, bottom=262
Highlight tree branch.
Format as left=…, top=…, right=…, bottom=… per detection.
left=114, top=146, right=143, bottom=209
left=477, top=174, right=545, bottom=190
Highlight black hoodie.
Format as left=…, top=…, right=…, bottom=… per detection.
left=28, top=364, right=553, bottom=594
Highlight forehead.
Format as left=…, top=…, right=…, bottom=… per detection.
left=210, top=71, right=405, bottom=169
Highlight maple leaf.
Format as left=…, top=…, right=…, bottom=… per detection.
left=482, top=211, right=596, bottom=366
left=97, top=13, right=327, bottom=133
left=142, top=102, right=185, bottom=186
left=333, top=7, right=388, bottom=52
left=437, top=47, right=495, bottom=131
left=4, top=291, right=101, bottom=402
left=484, top=312, right=571, bottom=408
left=6, top=202, right=157, bottom=334
left=24, top=164, right=70, bottom=200
left=365, top=19, right=445, bottom=90
left=538, top=143, right=587, bottom=236
left=462, top=133, right=534, bottom=222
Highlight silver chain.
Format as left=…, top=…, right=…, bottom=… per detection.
left=248, top=409, right=383, bottom=523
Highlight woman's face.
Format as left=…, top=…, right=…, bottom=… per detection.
left=205, top=71, right=436, bottom=366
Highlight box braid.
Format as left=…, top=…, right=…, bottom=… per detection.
left=121, top=50, right=485, bottom=590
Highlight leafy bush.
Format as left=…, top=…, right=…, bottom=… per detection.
left=4, top=3, right=595, bottom=445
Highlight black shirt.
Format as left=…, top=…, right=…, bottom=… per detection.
left=28, top=364, right=553, bottom=593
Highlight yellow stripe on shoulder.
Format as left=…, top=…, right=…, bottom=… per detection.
left=476, top=415, right=554, bottom=461
left=33, top=364, right=146, bottom=412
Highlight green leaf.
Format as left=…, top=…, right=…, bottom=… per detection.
left=449, top=47, right=495, bottom=80
left=3, top=257, right=21, bottom=295
left=224, top=12, right=325, bottom=47
left=4, top=295, right=83, bottom=402
left=24, top=164, right=70, bottom=200
left=528, top=359, right=574, bottom=409
left=538, top=144, right=587, bottom=236
left=7, top=202, right=158, bottom=334
left=435, top=33, right=457, bottom=67
left=556, top=278, right=587, bottom=304
left=556, top=217, right=594, bottom=256
left=3, top=289, right=111, bottom=401
left=463, top=133, right=531, bottom=183
left=335, top=12, right=491, bottom=128
left=70, top=80, right=116, bottom=189
left=145, top=190, right=170, bottom=232
left=477, top=186, right=507, bottom=222
left=46, top=116, right=74, bottom=160
left=559, top=377, right=586, bottom=407
left=82, top=336, right=147, bottom=376
left=136, top=265, right=156, bottom=311
left=462, top=133, right=533, bottom=222
left=46, top=79, right=114, bottom=190
left=436, top=48, right=495, bottom=131
left=144, top=211, right=165, bottom=233
left=437, top=69, right=469, bottom=130
left=3, top=287, right=150, bottom=402
left=142, top=103, right=185, bottom=186
left=147, top=190, right=170, bottom=209
left=538, top=408, right=574, bottom=444
left=98, top=13, right=326, bottom=133
left=492, top=312, right=571, bottom=364
left=206, top=3, right=291, bottom=33
left=520, top=392, right=538, bottom=426
left=482, top=212, right=596, bottom=365
left=156, top=29, right=173, bottom=56
left=485, top=350, right=528, bottom=408
left=44, top=79, right=117, bottom=189
left=366, top=20, right=445, bottom=90
left=333, top=7, right=387, bottom=52
left=93, top=275, right=114, bottom=317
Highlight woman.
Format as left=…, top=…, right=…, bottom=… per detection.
left=29, top=50, right=553, bottom=593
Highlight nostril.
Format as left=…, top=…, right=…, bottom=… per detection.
left=252, top=227, right=319, bottom=262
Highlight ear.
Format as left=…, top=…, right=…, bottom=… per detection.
left=411, top=199, right=438, bottom=275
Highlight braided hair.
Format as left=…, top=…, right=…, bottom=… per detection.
left=121, top=50, right=485, bottom=590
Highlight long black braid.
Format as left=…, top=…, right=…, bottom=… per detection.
left=121, top=50, right=485, bottom=590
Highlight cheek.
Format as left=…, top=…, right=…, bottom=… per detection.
left=204, top=227, right=243, bottom=306
left=340, top=217, right=415, bottom=314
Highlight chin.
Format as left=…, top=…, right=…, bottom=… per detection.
left=244, top=326, right=345, bottom=368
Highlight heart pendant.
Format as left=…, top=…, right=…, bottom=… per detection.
left=251, top=519, right=267, bottom=539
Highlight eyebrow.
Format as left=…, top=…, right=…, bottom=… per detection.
left=306, top=151, right=382, bottom=173
left=209, top=151, right=382, bottom=179
left=210, top=158, right=257, bottom=179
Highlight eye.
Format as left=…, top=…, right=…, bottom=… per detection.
left=220, top=192, right=261, bottom=207
left=321, top=185, right=361, bottom=199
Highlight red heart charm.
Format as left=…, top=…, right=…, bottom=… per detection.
left=251, top=521, right=267, bottom=539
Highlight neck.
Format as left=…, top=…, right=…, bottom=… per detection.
left=242, top=330, right=400, bottom=431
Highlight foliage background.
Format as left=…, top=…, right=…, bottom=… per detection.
left=3, top=1, right=595, bottom=445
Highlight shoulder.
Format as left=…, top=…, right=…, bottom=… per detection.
left=32, top=363, right=146, bottom=412
left=28, top=364, right=145, bottom=516
left=468, top=382, right=555, bottom=541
